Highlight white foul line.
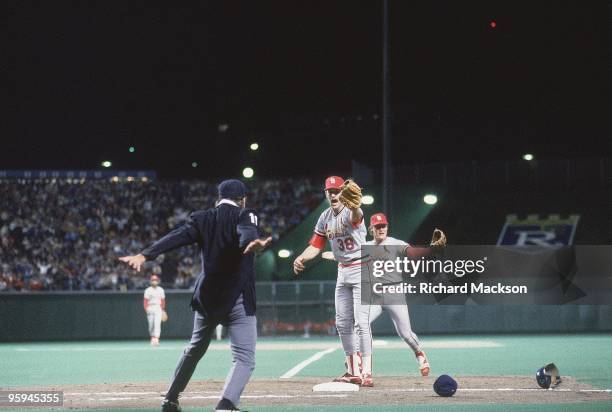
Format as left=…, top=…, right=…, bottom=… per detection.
left=279, top=347, right=337, bottom=379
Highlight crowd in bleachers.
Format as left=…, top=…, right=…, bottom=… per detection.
left=0, top=178, right=323, bottom=292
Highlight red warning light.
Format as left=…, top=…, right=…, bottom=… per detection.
left=490, top=21, right=497, bottom=28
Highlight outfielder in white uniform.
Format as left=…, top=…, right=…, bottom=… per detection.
left=144, top=274, right=166, bottom=346
left=293, top=176, right=368, bottom=385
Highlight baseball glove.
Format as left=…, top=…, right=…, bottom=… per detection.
left=338, top=179, right=362, bottom=210
left=161, top=310, right=168, bottom=323
left=430, top=229, right=447, bottom=247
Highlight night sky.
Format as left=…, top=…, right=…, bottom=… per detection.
left=4, top=1, right=612, bottom=178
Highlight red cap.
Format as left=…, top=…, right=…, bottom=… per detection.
left=325, top=176, right=344, bottom=190
left=369, top=213, right=388, bottom=227
left=150, top=275, right=160, bottom=282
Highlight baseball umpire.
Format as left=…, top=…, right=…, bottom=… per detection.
left=119, top=179, right=271, bottom=412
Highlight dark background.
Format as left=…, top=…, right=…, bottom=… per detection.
left=4, top=1, right=612, bottom=178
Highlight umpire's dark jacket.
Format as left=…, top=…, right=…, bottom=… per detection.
left=141, top=200, right=259, bottom=320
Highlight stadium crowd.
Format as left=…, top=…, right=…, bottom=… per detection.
left=0, top=178, right=323, bottom=292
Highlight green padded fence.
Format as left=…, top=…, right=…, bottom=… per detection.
left=1, top=288, right=611, bottom=342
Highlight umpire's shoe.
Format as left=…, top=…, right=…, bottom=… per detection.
left=161, top=398, right=181, bottom=412
left=215, top=397, right=245, bottom=411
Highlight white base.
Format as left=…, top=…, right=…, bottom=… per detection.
left=312, top=382, right=360, bottom=392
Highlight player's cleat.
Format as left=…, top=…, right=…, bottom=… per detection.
left=151, top=337, right=160, bottom=346
left=215, top=397, right=244, bottom=411
left=333, top=372, right=362, bottom=385
left=361, top=373, right=374, bottom=387
left=416, top=351, right=430, bottom=376
left=161, top=398, right=181, bottom=412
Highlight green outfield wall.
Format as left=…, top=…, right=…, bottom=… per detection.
left=1, top=288, right=611, bottom=342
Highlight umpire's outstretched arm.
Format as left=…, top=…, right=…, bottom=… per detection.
left=140, top=214, right=200, bottom=261
left=118, top=214, right=200, bottom=272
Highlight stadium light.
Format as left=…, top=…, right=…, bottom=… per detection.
left=423, top=194, right=438, bottom=205
left=101, top=161, right=112, bottom=168
left=362, top=195, right=374, bottom=205
left=192, top=162, right=198, bottom=168
left=242, top=167, right=254, bottom=179
left=250, top=143, right=259, bottom=151
left=278, top=249, right=291, bottom=258
left=128, top=146, right=135, bottom=153
left=522, top=153, right=534, bottom=161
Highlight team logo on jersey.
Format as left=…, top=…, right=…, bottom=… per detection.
left=497, top=214, right=580, bottom=246
left=325, top=220, right=350, bottom=240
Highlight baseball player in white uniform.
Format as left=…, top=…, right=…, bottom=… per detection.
left=361, top=212, right=432, bottom=381
left=322, top=212, right=445, bottom=386
left=293, top=176, right=368, bottom=385
left=144, top=274, right=166, bottom=346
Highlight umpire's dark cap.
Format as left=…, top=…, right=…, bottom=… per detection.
left=218, top=179, right=247, bottom=199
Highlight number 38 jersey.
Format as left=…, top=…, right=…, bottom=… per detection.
left=312, top=206, right=367, bottom=264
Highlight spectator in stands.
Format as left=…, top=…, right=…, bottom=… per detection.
left=0, top=178, right=323, bottom=291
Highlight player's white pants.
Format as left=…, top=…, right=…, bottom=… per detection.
left=359, top=304, right=422, bottom=355
left=335, top=264, right=371, bottom=356
left=147, top=307, right=162, bottom=338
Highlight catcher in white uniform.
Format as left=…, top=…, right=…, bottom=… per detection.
left=293, top=176, right=369, bottom=385
left=143, top=274, right=167, bottom=346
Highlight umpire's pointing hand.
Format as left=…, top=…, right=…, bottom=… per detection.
left=243, top=237, right=272, bottom=254
left=119, top=254, right=146, bottom=272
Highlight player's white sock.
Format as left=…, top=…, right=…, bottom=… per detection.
left=346, top=354, right=361, bottom=375
left=361, top=355, right=372, bottom=375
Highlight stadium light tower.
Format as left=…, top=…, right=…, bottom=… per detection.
left=101, top=161, right=112, bottom=168
left=522, top=153, right=534, bottom=161
left=250, top=143, right=259, bottom=151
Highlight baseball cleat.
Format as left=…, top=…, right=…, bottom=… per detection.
left=151, top=337, right=160, bottom=346
left=161, top=398, right=181, bottom=412
left=416, top=351, right=430, bottom=376
left=361, top=373, right=374, bottom=387
left=215, top=397, right=243, bottom=411
left=333, top=372, right=362, bottom=385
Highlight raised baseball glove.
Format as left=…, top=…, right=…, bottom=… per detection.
left=338, top=179, right=362, bottom=210
left=430, top=229, right=447, bottom=247
left=161, top=310, right=168, bottom=323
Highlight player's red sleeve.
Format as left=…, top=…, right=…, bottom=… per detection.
left=351, top=215, right=364, bottom=229
left=309, top=233, right=326, bottom=249
left=161, top=298, right=166, bottom=310
left=143, top=298, right=149, bottom=311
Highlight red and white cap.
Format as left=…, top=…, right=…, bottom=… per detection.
left=150, top=275, right=160, bottom=282
left=325, top=176, right=344, bottom=190
left=369, top=213, right=388, bottom=227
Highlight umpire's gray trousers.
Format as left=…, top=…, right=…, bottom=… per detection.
left=165, top=295, right=256, bottom=405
